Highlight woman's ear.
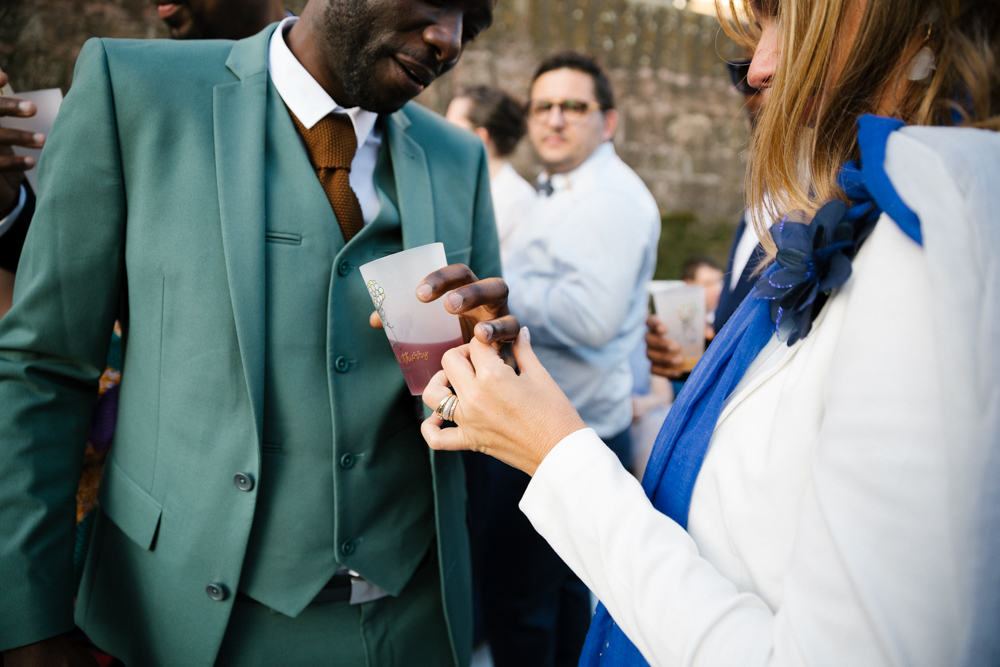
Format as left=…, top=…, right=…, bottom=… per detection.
left=474, top=127, right=498, bottom=158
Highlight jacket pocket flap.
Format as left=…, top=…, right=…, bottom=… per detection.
left=98, top=457, right=163, bottom=550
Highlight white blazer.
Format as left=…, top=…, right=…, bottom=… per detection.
left=519, top=126, right=1000, bottom=667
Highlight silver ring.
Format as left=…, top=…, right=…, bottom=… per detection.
left=443, top=394, right=459, bottom=422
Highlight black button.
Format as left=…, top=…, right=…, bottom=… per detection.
left=337, top=260, right=351, bottom=277
left=334, top=356, right=349, bottom=373
left=340, top=453, right=355, bottom=469
left=341, top=540, right=356, bottom=556
left=233, top=472, right=254, bottom=492
left=206, top=583, right=228, bottom=601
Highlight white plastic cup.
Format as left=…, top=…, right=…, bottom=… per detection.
left=650, top=283, right=706, bottom=373
left=360, top=243, right=464, bottom=395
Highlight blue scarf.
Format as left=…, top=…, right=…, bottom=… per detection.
left=579, top=115, right=922, bottom=667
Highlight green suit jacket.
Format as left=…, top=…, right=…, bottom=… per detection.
left=0, top=25, right=499, bottom=666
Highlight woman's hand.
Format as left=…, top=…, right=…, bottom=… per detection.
left=421, top=327, right=587, bottom=476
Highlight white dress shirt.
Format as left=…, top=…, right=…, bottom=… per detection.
left=490, top=161, right=537, bottom=263
left=504, top=142, right=660, bottom=439
left=518, top=126, right=1000, bottom=666
left=268, top=16, right=382, bottom=224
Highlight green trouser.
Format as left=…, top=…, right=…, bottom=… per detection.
left=215, top=554, right=452, bottom=667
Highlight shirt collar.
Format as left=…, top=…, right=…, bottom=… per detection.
left=536, top=141, right=616, bottom=194
left=267, top=16, right=379, bottom=147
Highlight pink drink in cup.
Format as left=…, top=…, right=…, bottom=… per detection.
left=360, top=243, right=465, bottom=395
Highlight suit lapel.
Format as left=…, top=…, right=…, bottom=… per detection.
left=213, top=26, right=276, bottom=443
left=386, top=107, right=436, bottom=250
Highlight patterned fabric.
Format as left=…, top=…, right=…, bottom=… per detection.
left=74, top=323, right=122, bottom=580
left=289, top=110, right=364, bottom=242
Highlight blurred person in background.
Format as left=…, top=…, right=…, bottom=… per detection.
left=475, top=51, right=659, bottom=667
left=446, top=86, right=536, bottom=264
left=680, top=255, right=723, bottom=336
left=0, top=0, right=515, bottom=664
left=645, top=55, right=768, bottom=378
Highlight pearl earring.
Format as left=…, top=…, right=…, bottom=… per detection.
left=908, top=25, right=936, bottom=82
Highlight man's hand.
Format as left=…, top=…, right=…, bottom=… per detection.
left=2, top=636, right=100, bottom=667
left=0, top=73, right=46, bottom=219
left=368, top=264, right=520, bottom=345
left=645, top=314, right=685, bottom=378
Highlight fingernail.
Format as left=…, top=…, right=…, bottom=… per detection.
left=445, top=292, right=463, bottom=311
left=23, top=156, right=34, bottom=167
left=17, top=101, right=32, bottom=113
left=416, top=284, right=432, bottom=300
left=32, top=133, right=45, bottom=144
left=520, top=326, right=530, bottom=343
left=477, top=323, right=493, bottom=341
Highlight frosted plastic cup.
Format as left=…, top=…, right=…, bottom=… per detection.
left=651, top=283, right=706, bottom=373
left=360, top=243, right=465, bottom=395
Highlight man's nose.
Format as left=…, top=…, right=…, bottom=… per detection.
left=424, top=13, right=463, bottom=68
left=547, top=105, right=566, bottom=128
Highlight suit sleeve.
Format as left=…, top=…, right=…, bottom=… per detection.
left=465, top=144, right=502, bottom=281
left=0, top=38, right=125, bottom=651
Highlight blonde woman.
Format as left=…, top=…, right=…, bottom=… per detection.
left=419, top=0, right=1000, bottom=665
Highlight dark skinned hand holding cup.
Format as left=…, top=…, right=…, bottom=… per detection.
left=367, top=245, right=522, bottom=388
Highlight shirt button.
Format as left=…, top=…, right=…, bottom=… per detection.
left=340, top=453, right=355, bottom=469
left=341, top=540, right=356, bottom=556
left=206, top=583, right=228, bottom=601
left=334, top=356, right=349, bottom=373
left=233, top=472, right=254, bottom=492
left=337, top=260, right=351, bottom=276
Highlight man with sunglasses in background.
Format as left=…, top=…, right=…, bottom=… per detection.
left=476, top=51, right=659, bottom=667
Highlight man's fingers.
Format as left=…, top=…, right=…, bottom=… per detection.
left=651, top=364, right=685, bottom=379
left=0, top=154, right=34, bottom=172
left=474, top=313, right=520, bottom=343
left=645, top=330, right=680, bottom=353
left=440, top=276, right=509, bottom=315
left=0, top=96, right=37, bottom=118
left=416, top=264, right=480, bottom=302
left=646, top=314, right=668, bottom=335
left=0, top=127, right=45, bottom=148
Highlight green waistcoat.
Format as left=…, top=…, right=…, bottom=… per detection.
left=239, top=83, right=434, bottom=616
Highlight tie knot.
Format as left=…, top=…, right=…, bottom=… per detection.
left=293, top=112, right=358, bottom=170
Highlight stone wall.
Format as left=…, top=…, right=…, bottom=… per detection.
left=0, top=0, right=750, bottom=222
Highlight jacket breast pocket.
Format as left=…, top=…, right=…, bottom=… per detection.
left=98, top=456, right=163, bottom=551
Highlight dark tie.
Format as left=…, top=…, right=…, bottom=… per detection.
left=537, top=179, right=554, bottom=197
left=289, top=110, right=365, bottom=243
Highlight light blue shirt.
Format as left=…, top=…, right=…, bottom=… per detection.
left=505, top=142, right=660, bottom=438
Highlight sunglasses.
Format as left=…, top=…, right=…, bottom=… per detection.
left=527, top=99, right=603, bottom=122
left=727, top=58, right=759, bottom=95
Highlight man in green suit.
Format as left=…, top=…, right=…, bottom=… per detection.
left=0, top=0, right=517, bottom=664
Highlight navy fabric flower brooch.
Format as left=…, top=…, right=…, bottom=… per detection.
left=754, top=197, right=879, bottom=345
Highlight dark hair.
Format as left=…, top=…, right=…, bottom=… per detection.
left=681, top=255, right=721, bottom=282
left=531, top=51, right=615, bottom=111
left=458, top=86, right=528, bottom=157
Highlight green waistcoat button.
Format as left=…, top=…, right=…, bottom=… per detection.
left=334, top=356, right=349, bottom=373
left=337, top=260, right=351, bottom=276
left=341, top=540, right=356, bottom=556
left=340, top=453, right=355, bottom=469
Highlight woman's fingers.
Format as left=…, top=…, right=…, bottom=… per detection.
left=509, top=327, right=544, bottom=374
left=421, top=415, right=468, bottom=451
left=441, top=344, right=476, bottom=387
left=422, top=370, right=453, bottom=411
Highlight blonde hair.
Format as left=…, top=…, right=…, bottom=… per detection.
left=719, top=0, right=1000, bottom=253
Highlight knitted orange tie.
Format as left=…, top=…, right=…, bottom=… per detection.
left=290, top=110, right=365, bottom=243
